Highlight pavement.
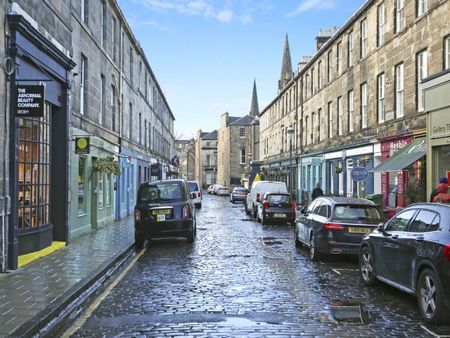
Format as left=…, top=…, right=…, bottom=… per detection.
left=0, top=215, right=135, bottom=337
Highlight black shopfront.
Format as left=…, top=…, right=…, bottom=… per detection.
left=7, top=14, right=74, bottom=269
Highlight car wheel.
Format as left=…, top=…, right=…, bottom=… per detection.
left=309, top=233, right=320, bottom=261
left=359, top=246, right=376, bottom=285
left=187, top=225, right=196, bottom=243
left=135, top=235, right=145, bottom=251
left=230, top=198, right=234, bottom=203
left=252, top=205, right=258, bottom=219
left=417, top=268, right=448, bottom=324
left=294, top=228, right=302, bottom=247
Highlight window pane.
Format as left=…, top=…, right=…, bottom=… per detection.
left=386, top=209, right=416, bottom=231
left=409, top=210, right=438, bottom=232
left=78, top=157, right=86, bottom=214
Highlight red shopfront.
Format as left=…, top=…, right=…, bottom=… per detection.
left=380, top=136, right=413, bottom=209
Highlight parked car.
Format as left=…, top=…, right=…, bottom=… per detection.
left=207, top=185, right=215, bottom=194
left=213, top=184, right=223, bottom=195
left=246, top=181, right=288, bottom=217
left=134, top=179, right=196, bottom=248
left=217, top=186, right=230, bottom=196
left=359, top=203, right=450, bottom=324
left=187, top=181, right=202, bottom=208
left=257, top=192, right=296, bottom=225
left=230, top=187, right=248, bottom=203
left=294, top=197, right=384, bottom=261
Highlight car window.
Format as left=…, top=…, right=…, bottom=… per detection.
left=332, top=205, right=383, bottom=223
left=188, top=182, right=199, bottom=192
left=317, top=203, right=330, bottom=218
left=409, top=210, right=440, bottom=232
left=312, top=201, right=322, bottom=215
left=268, top=194, right=290, bottom=203
left=139, top=182, right=183, bottom=203
left=385, top=209, right=417, bottom=232
left=306, top=200, right=318, bottom=214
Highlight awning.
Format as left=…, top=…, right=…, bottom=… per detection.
left=371, top=137, right=426, bottom=172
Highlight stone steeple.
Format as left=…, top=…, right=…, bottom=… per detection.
left=278, top=33, right=293, bottom=92
left=250, top=79, right=260, bottom=117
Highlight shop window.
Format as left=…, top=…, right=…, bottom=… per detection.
left=98, top=172, right=104, bottom=208
left=78, top=157, right=86, bottom=214
left=346, top=159, right=354, bottom=197
left=105, top=174, right=111, bottom=206
left=18, top=105, right=51, bottom=229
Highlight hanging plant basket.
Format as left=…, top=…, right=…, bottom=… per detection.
left=335, top=166, right=343, bottom=174
left=93, top=156, right=121, bottom=176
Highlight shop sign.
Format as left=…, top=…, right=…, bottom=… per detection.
left=15, top=85, right=45, bottom=117
left=430, top=108, right=450, bottom=139
left=75, top=137, right=90, bottom=155
left=351, top=167, right=369, bottom=182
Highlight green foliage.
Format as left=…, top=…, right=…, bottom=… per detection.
left=335, top=166, right=343, bottom=174
left=404, top=181, right=425, bottom=205
left=93, top=157, right=121, bottom=176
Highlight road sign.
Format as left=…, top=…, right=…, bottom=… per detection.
left=352, top=167, right=369, bottom=182
left=16, top=85, right=45, bottom=117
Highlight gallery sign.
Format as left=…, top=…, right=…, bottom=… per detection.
left=351, top=167, right=369, bottom=182
left=15, top=85, right=45, bottom=117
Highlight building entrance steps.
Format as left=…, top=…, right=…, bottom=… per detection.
left=0, top=216, right=135, bottom=337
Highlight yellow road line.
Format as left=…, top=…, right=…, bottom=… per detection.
left=62, top=247, right=146, bottom=338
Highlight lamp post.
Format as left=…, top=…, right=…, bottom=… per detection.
left=287, top=125, right=295, bottom=199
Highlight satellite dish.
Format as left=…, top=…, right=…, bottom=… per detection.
left=4, top=57, right=15, bottom=75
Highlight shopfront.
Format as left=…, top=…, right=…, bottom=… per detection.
left=299, top=156, right=324, bottom=204
left=7, top=14, right=75, bottom=269
left=116, top=148, right=138, bottom=220
left=423, top=70, right=450, bottom=198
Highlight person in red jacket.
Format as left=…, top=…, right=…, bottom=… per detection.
left=433, top=182, right=450, bottom=203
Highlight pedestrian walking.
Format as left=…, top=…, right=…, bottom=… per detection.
left=311, top=183, right=323, bottom=200
left=430, top=176, right=448, bottom=202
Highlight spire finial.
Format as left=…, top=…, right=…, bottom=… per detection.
left=279, top=33, right=293, bottom=92
left=250, top=79, right=260, bottom=117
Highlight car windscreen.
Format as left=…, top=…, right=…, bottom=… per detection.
left=332, top=204, right=382, bottom=223
left=139, top=182, right=184, bottom=203
left=188, top=182, right=199, bottom=192
left=234, top=188, right=247, bottom=192
left=267, top=194, right=290, bottom=203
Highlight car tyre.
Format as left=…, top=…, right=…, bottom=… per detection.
left=294, top=228, right=302, bottom=247
left=252, top=205, right=258, bottom=219
left=359, top=246, right=377, bottom=285
left=309, top=233, right=320, bottom=261
left=187, top=226, right=196, bottom=243
left=417, top=268, right=448, bottom=324
left=230, top=198, right=234, bottom=203
left=195, top=203, right=201, bottom=209
left=135, top=235, right=145, bottom=251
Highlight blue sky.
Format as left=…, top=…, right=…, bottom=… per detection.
left=118, top=0, right=365, bottom=139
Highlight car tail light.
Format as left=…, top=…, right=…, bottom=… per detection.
left=134, top=209, right=141, bottom=222
left=444, top=244, right=450, bottom=262
left=263, top=201, right=269, bottom=210
left=291, top=202, right=296, bottom=212
left=323, top=223, right=345, bottom=231
left=256, top=193, right=260, bottom=202
left=182, top=205, right=190, bottom=219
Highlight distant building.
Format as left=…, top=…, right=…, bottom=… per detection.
left=194, top=130, right=218, bottom=188
left=177, top=139, right=195, bottom=181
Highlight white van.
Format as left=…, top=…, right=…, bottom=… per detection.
left=245, top=181, right=288, bottom=217
left=188, top=181, right=202, bottom=208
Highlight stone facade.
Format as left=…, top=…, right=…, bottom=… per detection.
left=177, top=139, right=195, bottom=181
left=194, top=130, right=217, bottom=188
left=260, top=0, right=450, bottom=201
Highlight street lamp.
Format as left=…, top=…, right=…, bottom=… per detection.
left=287, top=125, right=295, bottom=199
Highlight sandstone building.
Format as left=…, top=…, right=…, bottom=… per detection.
left=194, top=130, right=218, bottom=188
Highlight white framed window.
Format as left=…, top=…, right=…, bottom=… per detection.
left=111, top=85, right=116, bottom=131
left=112, top=16, right=117, bottom=62
left=101, top=1, right=106, bottom=45
left=100, top=74, right=105, bottom=124
left=327, top=50, right=333, bottom=82
left=81, top=0, right=87, bottom=23
left=445, top=36, right=450, bottom=70
left=417, top=49, right=428, bottom=111
left=378, top=73, right=385, bottom=122
left=318, top=108, right=322, bottom=141
left=98, top=173, right=104, bottom=208
left=377, top=2, right=385, bottom=46
left=80, top=55, right=87, bottom=115
left=361, top=19, right=368, bottom=59
left=396, top=0, right=405, bottom=33
left=348, top=90, right=354, bottom=132
left=361, top=83, right=368, bottom=128
left=240, top=148, right=246, bottom=164
left=337, top=96, right=343, bottom=136
left=417, top=0, right=427, bottom=17
left=318, top=61, right=322, bottom=89
left=105, top=174, right=111, bottom=206
left=328, top=101, right=333, bottom=138
left=311, top=112, right=315, bottom=143
left=239, top=127, right=245, bottom=138
left=395, top=63, right=405, bottom=118
left=348, top=31, right=354, bottom=67
left=336, top=42, right=342, bottom=74
left=305, top=116, right=309, bottom=145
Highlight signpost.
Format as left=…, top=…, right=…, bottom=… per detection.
left=15, top=85, right=45, bottom=117
left=75, top=137, right=90, bottom=155
left=352, top=167, right=369, bottom=182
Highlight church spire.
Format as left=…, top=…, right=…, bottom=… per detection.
left=278, top=33, right=293, bottom=92
left=250, top=79, right=259, bottom=117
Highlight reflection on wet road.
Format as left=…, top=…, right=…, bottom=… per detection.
left=71, top=194, right=449, bottom=337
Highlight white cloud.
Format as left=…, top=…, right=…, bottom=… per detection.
left=287, top=0, right=338, bottom=17
left=139, top=0, right=235, bottom=23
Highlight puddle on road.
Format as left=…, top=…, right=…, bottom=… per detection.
left=262, top=237, right=283, bottom=246
left=325, top=299, right=375, bottom=325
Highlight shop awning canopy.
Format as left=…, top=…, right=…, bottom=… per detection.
left=371, top=137, right=426, bottom=172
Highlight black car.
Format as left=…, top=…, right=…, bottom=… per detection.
left=134, top=179, right=196, bottom=248
left=359, top=203, right=450, bottom=324
left=294, top=197, right=384, bottom=260
left=257, top=193, right=296, bottom=225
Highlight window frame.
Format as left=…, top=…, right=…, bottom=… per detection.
left=416, top=49, right=428, bottom=112
left=240, top=148, right=246, bottom=165
left=337, top=96, right=343, bottom=136
left=361, top=83, right=368, bottom=129
left=377, top=2, right=385, bottom=46
left=328, top=101, right=333, bottom=139
left=80, top=55, right=87, bottom=115
left=417, top=0, right=427, bottom=17
left=377, top=73, right=385, bottom=123
left=396, top=0, right=405, bottom=33
left=348, top=31, right=354, bottom=67
left=395, top=62, right=405, bottom=118
left=360, top=19, right=368, bottom=59
left=348, top=90, right=354, bottom=132
left=444, top=35, right=450, bottom=70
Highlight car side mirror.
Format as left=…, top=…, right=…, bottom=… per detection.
left=376, top=223, right=384, bottom=232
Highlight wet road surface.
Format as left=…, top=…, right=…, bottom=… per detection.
left=68, top=194, right=450, bottom=337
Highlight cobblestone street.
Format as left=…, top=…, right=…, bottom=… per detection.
left=69, top=195, right=449, bottom=337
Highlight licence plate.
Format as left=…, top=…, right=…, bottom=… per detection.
left=348, top=227, right=372, bottom=234
left=152, top=209, right=171, bottom=215
left=156, top=214, right=166, bottom=222
left=274, top=213, right=286, bottom=218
